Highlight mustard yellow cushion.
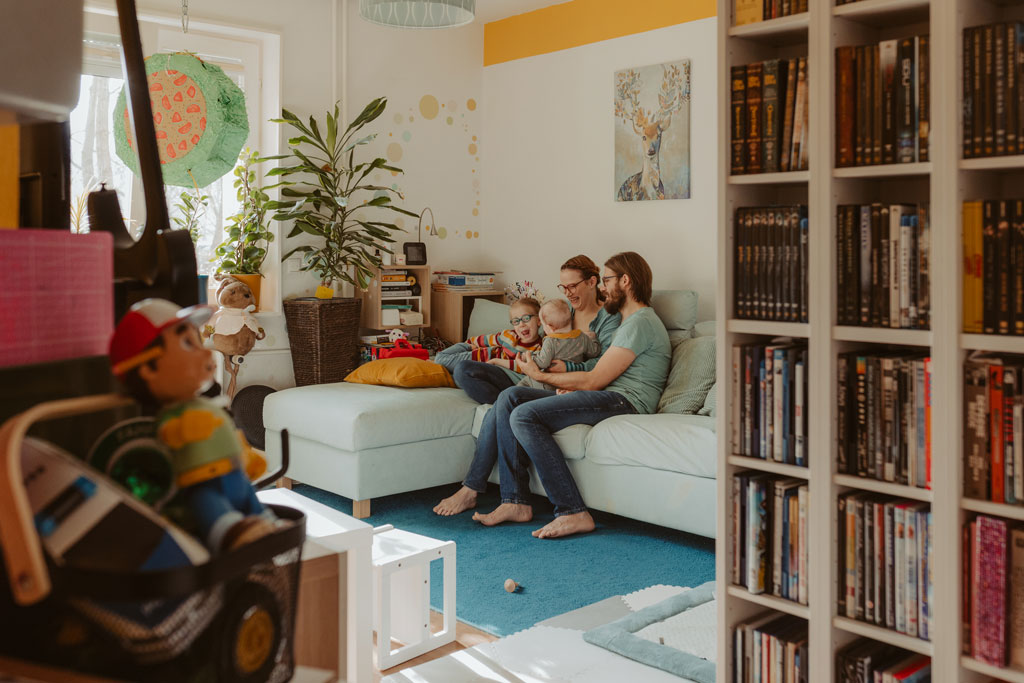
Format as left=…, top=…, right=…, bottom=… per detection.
left=344, top=357, right=456, bottom=388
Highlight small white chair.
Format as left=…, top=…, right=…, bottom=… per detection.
left=371, top=525, right=456, bottom=670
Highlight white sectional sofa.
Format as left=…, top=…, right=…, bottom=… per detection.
left=263, top=290, right=718, bottom=538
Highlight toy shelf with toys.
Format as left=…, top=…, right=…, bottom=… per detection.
left=358, top=264, right=431, bottom=330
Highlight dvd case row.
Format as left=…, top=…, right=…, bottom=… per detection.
left=837, top=493, right=933, bottom=641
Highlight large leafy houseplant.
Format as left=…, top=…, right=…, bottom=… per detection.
left=214, top=148, right=275, bottom=275
left=271, top=98, right=417, bottom=292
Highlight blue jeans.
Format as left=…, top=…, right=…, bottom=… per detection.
left=453, top=359, right=517, bottom=405
left=463, top=384, right=552, bottom=492
left=187, top=469, right=266, bottom=547
left=498, top=387, right=637, bottom=516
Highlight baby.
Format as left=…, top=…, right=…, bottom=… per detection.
left=464, top=297, right=544, bottom=372
left=518, top=299, right=601, bottom=390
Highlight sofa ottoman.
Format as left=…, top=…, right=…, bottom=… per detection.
left=264, top=383, right=480, bottom=517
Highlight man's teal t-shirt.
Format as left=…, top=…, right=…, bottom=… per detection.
left=605, top=307, right=671, bottom=414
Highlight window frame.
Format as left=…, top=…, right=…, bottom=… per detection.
left=82, top=5, right=283, bottom=311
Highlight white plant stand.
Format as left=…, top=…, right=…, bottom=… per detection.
left=371, top=525, right=456, bottom=670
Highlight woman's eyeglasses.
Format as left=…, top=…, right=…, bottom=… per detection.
left=510, top=314, right=536, bottom=325
left=557, top=279, right=586, bottom=294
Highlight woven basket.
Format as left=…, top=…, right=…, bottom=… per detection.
left=283, top=297, right=362, bottom=386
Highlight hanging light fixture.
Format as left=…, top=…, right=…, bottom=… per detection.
left=358, top=0, right=475, bottom=29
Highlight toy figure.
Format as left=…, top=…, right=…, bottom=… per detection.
left=109, top=298, right=275, bottom=552
left=204, top=274, right=266, bottom=399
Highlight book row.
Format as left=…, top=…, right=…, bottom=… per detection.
left=962, top=514, right=1024, bottom=669
left=837, top=352, right=932, bottom=489
left=963, top=23, right=1024, bottom=159
left=731, top=472, right=808, bottom=603
left=733, top=205, right=809, bottom=323
left=837, top=493, right=933, bottom=641
left=962, top=199, right=1024, bottom=336
left=732, top=613, right=807, bottom=683
left=835, top=36, right=929, bottom=167
left=734, top=0, right=807, bottom=27
left=730, top=342, right=809, bottom=466
left=963, top=358, right=1024, bottom=505
left=835, top=639, right=931, bottom=683
left=730, top=58, right=809, bottom=175
left=836, top=204, right=931, bottom=330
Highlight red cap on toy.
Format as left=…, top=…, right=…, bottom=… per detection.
left=109, top=298, right=213, bottom=376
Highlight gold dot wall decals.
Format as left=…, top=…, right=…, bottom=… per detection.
left=384, top=92, right=482, bottom=240
left=419, top=94, right=439, bottom=120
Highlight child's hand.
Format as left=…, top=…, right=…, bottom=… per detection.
left=548, top=360, right=567, bottom=373
left=487, top=358, right=508, bottom=367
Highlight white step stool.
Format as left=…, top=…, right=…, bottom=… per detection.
left=371, top=525, right=456, bottom=670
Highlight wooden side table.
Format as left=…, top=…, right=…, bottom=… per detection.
left=429, top=289, right=505, bottom=343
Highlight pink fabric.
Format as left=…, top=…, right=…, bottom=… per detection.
left=0, top=230, right=113, bottom=368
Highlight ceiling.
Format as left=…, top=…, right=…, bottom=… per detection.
left=474, top=0, right=572, bottom=23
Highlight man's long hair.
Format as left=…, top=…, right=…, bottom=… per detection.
left=605, top=252, right=653, bottom=306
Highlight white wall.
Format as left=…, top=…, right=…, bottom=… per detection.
left=475, top=17, right=719, bottom=321
left=344, top=2, right=484, bottom=274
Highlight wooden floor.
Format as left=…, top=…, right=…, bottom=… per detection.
left=373, top=611, right=498, bottom=682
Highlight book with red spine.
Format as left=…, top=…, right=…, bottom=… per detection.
left=991, top=362, right=1006, bottom=503
left=1010, top=526, right=1024, bottom=669
left=970, top=520, right=978, bottom=659
left=975, top=515, right=1009, bottom=666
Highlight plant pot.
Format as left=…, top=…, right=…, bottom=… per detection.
left=283, top=297, right=362, bottom=386
left=231, top=274, right=263, bottom=310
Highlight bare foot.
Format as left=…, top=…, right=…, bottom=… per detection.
left=433, top=486, right=478, bottom=516
left=472, top=503, right=533, bottom=526
left=532, top=511, right=596, bottom=539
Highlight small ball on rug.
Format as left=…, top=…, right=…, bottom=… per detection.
left=504, top=579, right=522, bottom=593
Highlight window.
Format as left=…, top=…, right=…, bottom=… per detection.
left=70, top=19, right=268, bottom=277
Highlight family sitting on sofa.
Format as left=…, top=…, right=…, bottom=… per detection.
left=433, top=252, right=671, bottom=540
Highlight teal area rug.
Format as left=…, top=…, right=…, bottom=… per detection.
left=294, top=483, right=715, bottom=637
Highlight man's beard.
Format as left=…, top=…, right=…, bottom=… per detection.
left=604, top=289, right=625, bottom=314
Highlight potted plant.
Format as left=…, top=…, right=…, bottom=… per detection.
left=269, top=98, right=416, bottom=385
left=212, top=148, right=275, bottom=309
left=171, top=175, right=210, bottom=301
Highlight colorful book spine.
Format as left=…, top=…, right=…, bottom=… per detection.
left=976, top=515, right=1009, bottom=666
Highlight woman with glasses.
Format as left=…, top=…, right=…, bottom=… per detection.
left=433, top=255, right=621, bottom=516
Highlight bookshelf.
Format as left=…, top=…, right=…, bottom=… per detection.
left=716, top=0, right=1024, bottom=681
left=357, top=263, right=431, bottom=331
left=724, top=0, right=1024, bottom=679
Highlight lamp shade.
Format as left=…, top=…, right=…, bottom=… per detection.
left=359, top=0, right=475, bottom=28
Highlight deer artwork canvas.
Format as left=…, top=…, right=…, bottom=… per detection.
left=614, top=60, right=692, bottom=201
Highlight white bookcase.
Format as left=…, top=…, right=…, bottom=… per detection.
left=715, top=0, right=1024, bottom=681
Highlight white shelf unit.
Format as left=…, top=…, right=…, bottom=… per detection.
left=715, top=0, right=999, bottom=681
left=716, top=0, right=820, bottom=680
left=726, top=585, right=811, bottom=619
left=956, top=2, right=1024, bottom=682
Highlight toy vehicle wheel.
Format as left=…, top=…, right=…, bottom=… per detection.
left=219, top=582, right=282, bottom=683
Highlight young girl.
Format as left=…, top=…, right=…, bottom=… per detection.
left=464, top=297, right=543, bottom=372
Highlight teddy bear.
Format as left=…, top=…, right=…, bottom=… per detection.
left=203, top=274, right=266, bottom=398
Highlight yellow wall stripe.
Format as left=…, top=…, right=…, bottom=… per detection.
left=484, top=0, right=717, bottom=67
